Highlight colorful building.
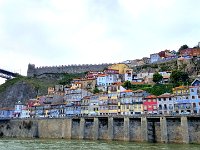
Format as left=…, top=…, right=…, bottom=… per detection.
left=157, top=93, right=175, bottom=115
left=88, top=95, right=99, bottom=116
left=150, top=53, right=161, bottom=63
left=99, top=94, right=109, bottom=116
left=143, top=95, right=158, bottom=114
left=107, top=85, right=120, bottom=115
left=0, top=108, right=14, bottom=118
left=132, top=90, right=149, bottom=114
left=189, top=86, right=200, bottom=114
left=173, top=86, right=191, bottom=114
left=96, top=73, right=119, bottom=91
left=124, top=69, right=133, bottom=82
left=119, top=90, right=133, bottom=115
left=108, top=63, right=129, bottom=74
left=81, top=96, right=90, bottom=116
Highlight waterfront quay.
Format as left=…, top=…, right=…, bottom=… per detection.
left=0, top=115, right=200, bottom=144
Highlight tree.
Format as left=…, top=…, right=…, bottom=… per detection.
left=170, top=70, right=189, bottom=86
left=123, top=81, right=132, bottom=89
left=153, top=72, right=163, bottom=84
left=179, top=44, right=189, bottom=51
left=93, top=87, right=100, bottom=94
left=178, top=44, right=189, bottom=54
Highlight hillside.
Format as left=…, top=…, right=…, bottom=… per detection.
left=132, top=58, right=200, bottom=78
left=0, top=58, right=199, bottom=108
left=0, top=76, right=57, bottom=108
left=0, top=72, right=86, bottom=108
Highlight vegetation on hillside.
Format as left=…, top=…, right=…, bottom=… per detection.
left=170, top=70, right=189, bottom=87
left=0, top=76, right=24, bottom=93
left=0, top=76, right=59, bottom=96
left=153, top=72, right=163, bottom=84
left=58, top=73, right=86, bottom=85
left=122, top=81, right=173, bottom=96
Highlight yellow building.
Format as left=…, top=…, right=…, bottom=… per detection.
left=108, top=63, right=129, bottom=74
left=48, top=87, right=55, bottom=96
left=119, top=90, right=133, bottom=115
left=132, top=90, right=148, bottom=114
left=172, top=86, right=189, bottom=95
left=107, top=85, right=121, bottom=115
left=99, top=94, right=109, bottom=115
left=72, top=78, right=96, bottom=90
left=80, top=96, right=90, bottom=116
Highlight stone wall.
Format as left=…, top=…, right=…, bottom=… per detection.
left=1, top=116, right=200, bottom=144
left=167, top=118, right=182, bottom=143
left=188, top=117, right=200, bottom=143
left=113, top=118, right=124, bottom=140
left=0, top=119, right=38, bottom=138
left=27, top=63, right=111, bottom=77
left=38, top=119, right=71, bottom=139
left=130, top=118, right=141, bottom=141
left=99, top=118, right=108, bottom=139
left=71, top=119, right=80, bottom=139
left=84, top=119, right=94, bottom=139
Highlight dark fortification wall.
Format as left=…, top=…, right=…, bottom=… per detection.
left=27, top=63, right=111, bottom=77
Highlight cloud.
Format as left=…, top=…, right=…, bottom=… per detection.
left=0, top=0, right=200, bottom=83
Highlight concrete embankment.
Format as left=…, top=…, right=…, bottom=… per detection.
left=0, top=116, right=200, bottom=144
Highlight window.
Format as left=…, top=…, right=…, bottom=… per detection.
left=192, top=96, right=195, bottom=99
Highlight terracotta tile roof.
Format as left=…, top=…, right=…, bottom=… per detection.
left=98, top=74, right=107, bottom=77
left=133, top=89, right=144, bottom=93
left=0, top=107, right=14, bottom=111
left=145, top=95, right=157, bottom=99
left=122, top=89, right=133, bottom=92
left=74, top=82, right=82, bottom=84
left=112, top=82, right=122, bottom=85
left=189, top=86, right=198, bottom=88
left=131, top=82, right=145, bottom=85
left=157, top=93, right=173, bottom=98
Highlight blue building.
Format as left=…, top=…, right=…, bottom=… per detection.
left=0, top=108, right=14, bottom=118
left=189, top=86, right=200, bottom=114
left=191, top=77, right=200, bottom=86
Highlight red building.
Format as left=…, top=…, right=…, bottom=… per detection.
left=180, top=48, right=200, bottom=57
left=86, top=71, right=103, bottom=79
left=143, top=95, right=158, bottom=114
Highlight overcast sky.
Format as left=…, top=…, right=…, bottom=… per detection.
left=0, top=0, right=200, bottom=84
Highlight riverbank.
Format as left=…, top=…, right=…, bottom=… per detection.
left=1, top=138, right=200, bottom=150
left=0, top=116, right=200, bottom=144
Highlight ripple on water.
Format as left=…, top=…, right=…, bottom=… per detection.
left=0, top=139, right=200, bottom=150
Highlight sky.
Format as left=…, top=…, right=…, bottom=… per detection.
left=0, top=0, right=200, bottom=84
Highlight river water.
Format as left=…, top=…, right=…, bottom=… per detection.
left=0, top=139, right=200, bottom=150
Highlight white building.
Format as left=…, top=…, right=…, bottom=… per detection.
left=97, top=74, right=119, bottom=91
left=124, top=69, right=133, bottom=82
left=150, top=53, right=161, bottom=63
left=157, top=93, right=175, bottom=115
left=14, top=101, right=29, bottom=118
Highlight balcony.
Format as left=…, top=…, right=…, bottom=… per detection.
left=107, top=102, right=118, bottom=105
left=132, top=102, right=143, bottom=104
